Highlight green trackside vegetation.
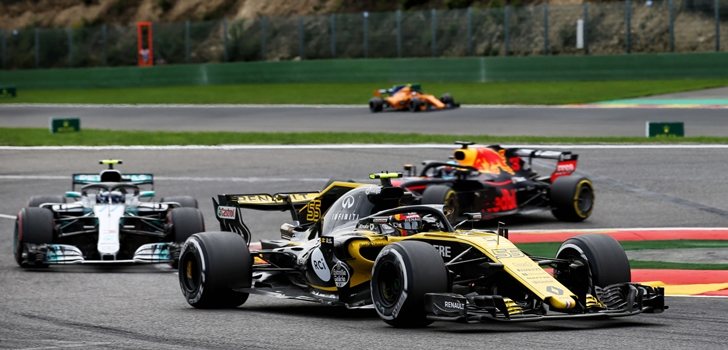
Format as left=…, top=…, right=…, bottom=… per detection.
left=3, top=128, right=728, bottom=146
left=518, top=240, right=728, bottom=270
left=2, top=79, right=728, bottom=105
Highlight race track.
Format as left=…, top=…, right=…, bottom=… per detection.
left=1, top=104, right=727, bottom=136
left=2, top=147, right=728, bottom=349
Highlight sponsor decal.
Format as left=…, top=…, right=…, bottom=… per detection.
left=320, top=236, right=333, bottom=245
left=547, top=285, right=564, bottom=295
left=551, top=159, right=578, bottom=182
left=332, top=261, right=350, bottom=288
left=310, top=248, right=331, bottom=282
left=487, top=188, right=517, bottom=213
left=341, top=195, right=355, bottom=209
left=216, top=206, right=237, bottom=219
left=236, top=193, right=317, bottom=205
left=471, top=148, right=515, bottom=175
left=331, top=212, right=359, bottom=221
left=432, top=244, right=452, bottom=258
left=443, top=300, right=465, bottom=310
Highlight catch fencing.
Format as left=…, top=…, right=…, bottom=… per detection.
left=1, top=0, right=727, bottom=69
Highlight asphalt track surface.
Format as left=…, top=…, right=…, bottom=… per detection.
left=2, top=147, right=728, bottom=349
left=2, top=104, right=728, bottom=136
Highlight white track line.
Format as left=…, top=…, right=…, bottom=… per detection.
left=0, top=213, right=17, bottom=220
left=2, top=144, right=728, bottom=151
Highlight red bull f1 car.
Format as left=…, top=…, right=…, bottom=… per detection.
left=14, top=160, right=204, bottom=267
left=369, top=83, right=459, bottom=113
left=177, top=173, right=664, bottom=327
left=393, top=142, right=594, bottom=224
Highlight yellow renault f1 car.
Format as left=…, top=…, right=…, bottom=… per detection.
left=178, top=173, right=665, bottom=327
left=369, top=83, right=459, bottom=113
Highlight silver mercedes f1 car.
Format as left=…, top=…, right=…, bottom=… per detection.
left=13, top=160, right=204, bottom=267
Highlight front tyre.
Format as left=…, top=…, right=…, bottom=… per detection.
left=178, top=231, right=251, bottom=308
left=371, top=241, right=448, bottom=328
left=550, top=176, right=594, bottom=222
left=555, top=234, right=630, bottom=294
left=14, top=207, right=54, bottom=267
left=369, top=97, right=384, bottom=113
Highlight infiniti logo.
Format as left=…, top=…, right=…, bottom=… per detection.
left=342, top=196, right=355, bottom=209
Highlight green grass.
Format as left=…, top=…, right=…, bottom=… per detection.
left=518, top=240, right=728, bottom=270
left=3, top=128, right=728, bottom=146
left=3, top=80, right=728, bottom=105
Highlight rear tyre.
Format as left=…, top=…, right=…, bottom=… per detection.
left=169, top=207, right=205, bottom=268
left=14, top=207, right=54, bottom=267
left=162, top=196, right=198, bottom=208
left=27, top=195, right=64, bottom=207
left=371, top=241, right=448, bottom=328
left=555, top=234, right=630, bottom=294
left=178, top=231, right=251, bottom=308
left=421, top=185, right=459, bottom=224
left=369, top=97, right=384, bottom=113
left=550, top=176, right=594, bottom=222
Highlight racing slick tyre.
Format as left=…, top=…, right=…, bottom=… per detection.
left=409, top=98, right=423, bottom=112
left=550, top=176, right=594, bottom=222
left=14, top=207, right=54, bottom=267
left=162, top=196, right=198, bottom=208
left=369, top=97, right=384, bottom=113
left=27, top=195, right=64, bottom=207
left=371, top=241, right=448, bottom=328
left=421, top=185, right=460, bottom=224
left=178, top=231, right=252, bottom=309
left=555, top=234, right=630, bottom=294
left=169, top=207, right=205, bottom=268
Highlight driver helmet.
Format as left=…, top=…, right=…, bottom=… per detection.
left=97, top=190, right=125, bottom=204
left=389, top=212, right=422, bottom=236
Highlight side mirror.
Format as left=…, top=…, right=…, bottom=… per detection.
left=139, top=191, right=155, bottom=198
left=65, top=191, right=82, bottom=199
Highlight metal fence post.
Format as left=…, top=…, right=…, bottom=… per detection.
left=185, top=20, right=190, bottom=63
left=715, top=0, right=720, bottom=51
left=363, top=12, right=369, bottom=58
left=101, top=24, right=107, bottom=66
left=466, top=7, right=473, bottom=56
left=504, top=6, right=510, bottom=56
left=396, top=10, right=402, bottom=58
left=543, top=4, right=549, bottom=55
left=330, top=14, right=336, bottom=58
left=0, top=30, right=5, bottom=69
left=260, top=17, right=267, bottom=60
left=298, top=16, right=305, bottom=59
left=34, top=27, right=40, bottom=68
left=625, top=0, right=632, bottom=54
left=583, top=3, right=589, bottom=55
left=67, top=27, right=73, bottom=66
left=669, top=0, right=675, bottom=52
left=431, top=9, right=437, bottom=57
left=222, top=19, right=228, bottom=62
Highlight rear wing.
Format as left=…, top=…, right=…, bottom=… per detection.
left=72, top=173, right=154, bottom=190
left=212, top=181, right=363, bottom=243
left=505, top=148, right=578, bottom=182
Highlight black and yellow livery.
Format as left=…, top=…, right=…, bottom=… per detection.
left=178, top=174, right=665, bottom=327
